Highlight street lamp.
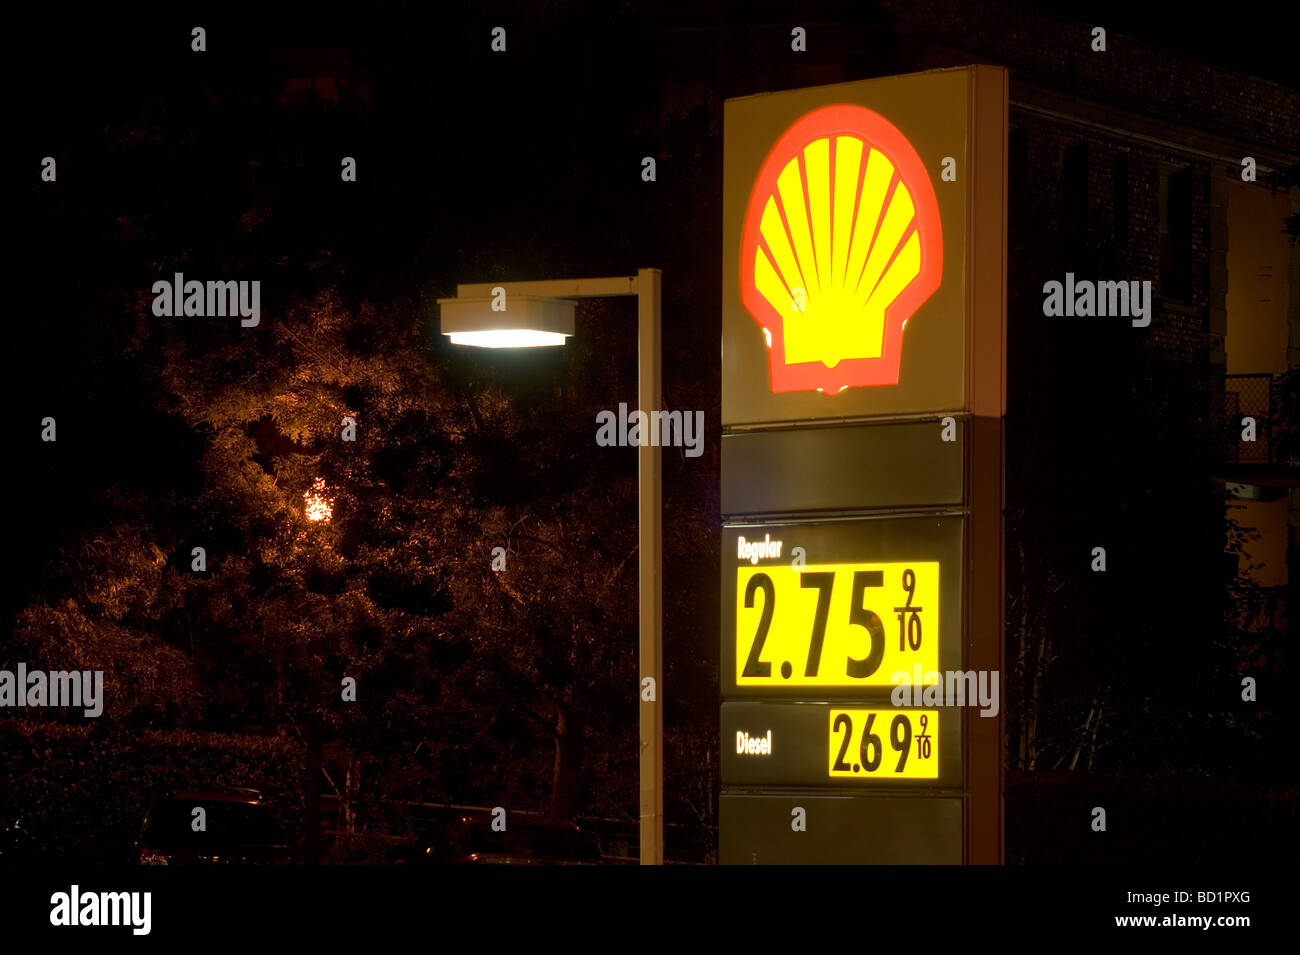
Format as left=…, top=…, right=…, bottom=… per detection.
left=438, top=294, right=575, bottom=348
left=437, top=269, right=664, bottom=865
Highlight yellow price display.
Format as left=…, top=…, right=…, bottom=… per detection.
left=828, top=709, right=939, bottom=780
left=735, top=561, right=938, bottom=687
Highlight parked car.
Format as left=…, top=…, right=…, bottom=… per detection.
left=419, top=812, right=603, bottom=865
left=135, top=788, right=292, bottom=864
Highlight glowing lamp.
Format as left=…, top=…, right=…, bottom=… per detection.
left=304, top=478, right=334, bottom=523
left=437, top=294, right=576, bottom=348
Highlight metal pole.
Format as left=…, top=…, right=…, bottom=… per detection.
left=637, top=268, right=664, bottom=865
left=449, top=271, right=664, bottom=862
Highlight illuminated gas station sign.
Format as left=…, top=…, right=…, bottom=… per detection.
left=739, top=104, right=943, bottom=394
left=720, top=66, right=1007, bottom=865
left=722, top=67, right=1007, bottom=428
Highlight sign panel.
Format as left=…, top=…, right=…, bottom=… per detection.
left=719, top=66, right=1007, bottom=865
left=722, top=701, right=962, bottom=788
left=722, top=517, right=962, bottom=699
left=721, top=418, right=965, bottom=515
left=719, top=794, right=962, bottom=865
left=740, top=104, right=943, bottom=394
left=827, top=708, right=938, bottom=780
left=735, top=560, right=939, bottom=689
left=724, top=69, right=975, bottom=425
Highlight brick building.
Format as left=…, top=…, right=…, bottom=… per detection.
left=871, top=0, right=1300, bottom=608
left=668, top=0, right=1299, bottom=648
left=664, top=0, right=1297, bottom=856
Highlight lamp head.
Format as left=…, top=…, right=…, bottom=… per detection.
left=437, top=294, right=576, bottom=348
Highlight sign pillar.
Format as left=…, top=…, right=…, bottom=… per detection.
left=720, top=67, right=1007, bottom=864
left=638, top=267, right=665, bottom=865
left=964, top=68, right=1008, bottom=862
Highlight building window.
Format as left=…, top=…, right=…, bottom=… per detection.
left=1009, top=126, right=1029, bottom=238
left=1062, top=142, right=1089, bottom=258
left=1010, top=126, right=1028, bottom=191
left=1112, top=152, right=1129, bottom=249
left=1160, top=167, right=1195, bottom=301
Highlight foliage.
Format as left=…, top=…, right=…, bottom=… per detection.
left=0, top=721, right=304, bottom=864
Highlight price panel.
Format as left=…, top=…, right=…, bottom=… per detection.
left=735, top=562, right=938, bottom=688
left=828, top=708, right=938, bottom=780
left=721, top=701, right=961, bottom=787
left=721, top=517, right=962, bottom=700
left=720, top=794, right=962, bottom=864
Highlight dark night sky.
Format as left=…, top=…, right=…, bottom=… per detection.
left=11, top=0, right=1294, bottom=689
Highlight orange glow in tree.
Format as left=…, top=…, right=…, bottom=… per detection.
left=304, top=478, right=334, bottom=523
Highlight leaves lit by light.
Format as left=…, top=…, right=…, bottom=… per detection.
left=304, top=478, right=335, bottom=523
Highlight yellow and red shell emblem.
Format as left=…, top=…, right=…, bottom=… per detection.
left=740, top=104, right=942, bottom=393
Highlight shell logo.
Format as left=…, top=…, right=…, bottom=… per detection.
left=740, top=104, right=943, bottom=394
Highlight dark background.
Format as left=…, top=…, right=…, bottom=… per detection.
left=5, top=0, right=1296, bottom=864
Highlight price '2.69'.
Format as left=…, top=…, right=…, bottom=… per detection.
left=827, top=708, right=939, bottom=780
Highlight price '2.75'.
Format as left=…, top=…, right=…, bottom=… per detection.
left=742, top=566, right=927, bottom=682
left=743, top=570, right=886, bottom=679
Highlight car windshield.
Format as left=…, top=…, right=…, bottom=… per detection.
left=141, top=800, right=283, bottom=845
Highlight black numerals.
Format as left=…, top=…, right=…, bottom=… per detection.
left=831, top=713, right=853, bottom=773
left=741, top=573, right=775, bottom=678
left=846, top=571, right=885, bottom=679
left=800, top=572, right=834, bottom=677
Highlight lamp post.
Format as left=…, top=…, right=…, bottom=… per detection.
left=437, top=268, right=664, bottom=865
